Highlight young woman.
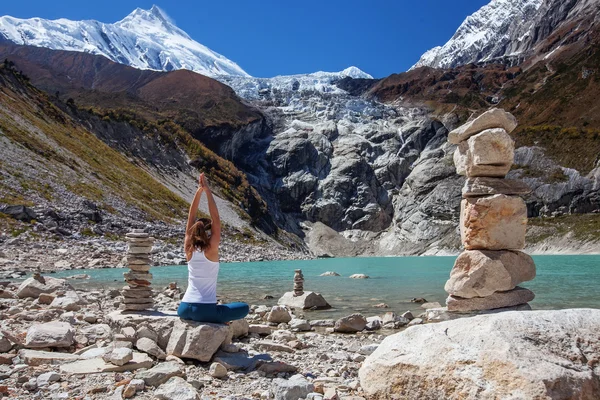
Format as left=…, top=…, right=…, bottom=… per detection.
left=177, top=173, right=249, bottom=323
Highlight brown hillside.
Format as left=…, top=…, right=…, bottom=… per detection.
left=0, top=43, right=261, bottom=130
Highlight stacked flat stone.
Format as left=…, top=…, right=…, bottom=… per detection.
left=445, top=108, right=536, bottom=312
left=121, top=229, right=155, bottom=311
left=293, top=269, right=304, bottom=297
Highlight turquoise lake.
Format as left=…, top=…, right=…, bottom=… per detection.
left=53, top=255, right=600, bottom=319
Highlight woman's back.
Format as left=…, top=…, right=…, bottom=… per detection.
left=181, top=250, right=219, bottom=304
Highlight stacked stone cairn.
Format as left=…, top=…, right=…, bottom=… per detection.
left=278, top=269, right=330, bottom=310
left=293, top=269, right=305, bottom=296
left=121, top=229, right=155, bottom=311
left=444, top=108, right=537, bottom=312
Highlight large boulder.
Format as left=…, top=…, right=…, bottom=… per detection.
left=460, top=195, right=527, bottom=250
left=334, top=314, right=367, bottom=333
left=278, top=291, right=330, bottom=310
left=25, top=322, right=74, bottom=348
left=447, top=287, right=535, bottom=312
left=50, top=291, right=86, bottom=311
left=266, top=306, right=292, bottom=324
left=16, top=276, right=73, bottom=299
left=445, top=250, right=536, bottom=298
left=0, top=205, right=37, bottom=222
left=359, top=309, right=600, bottom=399
left=448, top=108, right=517, bottom=144
left=166, top=320, right=230, bottom=362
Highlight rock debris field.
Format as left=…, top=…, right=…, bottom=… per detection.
left=0, top=273, right=436, bottom=400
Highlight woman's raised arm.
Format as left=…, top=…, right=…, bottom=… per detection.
left=201, top=174, right=221, bottom=249
left=185, top=174, right=203, bottom=254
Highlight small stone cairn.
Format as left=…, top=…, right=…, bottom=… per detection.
left=444, top=108, right=536, bottom=312
left=293, top=269, right=304, bottom=297
left=121, top=229, right=155, bottom=311
left=278, top=269, right=330, bottom=310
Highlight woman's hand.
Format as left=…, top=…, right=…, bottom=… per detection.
left=200, top=173, right=209, bottom=191
left=197, top=173, right=205, bottom=191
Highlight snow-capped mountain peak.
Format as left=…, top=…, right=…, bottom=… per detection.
left=339, top=66, right=374, bottom=79
left=115, top=5, right=183, bottom=36
left=0, top=6, right=250, bottom=77
left=411, top=0, right=544, bottom=70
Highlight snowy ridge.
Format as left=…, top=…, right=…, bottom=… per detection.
left=0, top=5, right=249, bottom=77
left=412, top=0, right=544, bottom=69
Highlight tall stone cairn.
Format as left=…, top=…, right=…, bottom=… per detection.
left=444, top=108, right=536, bottom=312
left=121, top=229, right=155, bottom=311
left=293, top=269, right=304, bottom=297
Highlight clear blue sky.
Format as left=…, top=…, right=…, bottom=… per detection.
left=1, top=0, right=489, bottom=78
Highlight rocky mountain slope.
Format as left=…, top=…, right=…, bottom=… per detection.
left=413, top=0, right=600, bottom=69
left=1, top=0, right=599, bottom=259
left=0, top=58, right=306, bottom=267
left=0, top=5, right=248, bottom=77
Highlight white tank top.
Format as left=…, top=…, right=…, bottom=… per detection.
left=181, top=251, right=219, bottom=303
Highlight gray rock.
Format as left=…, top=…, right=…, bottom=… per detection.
left=154, top=376, right=200, bottom=400
left=36, top=371, right=60, bottom=387
left=401, top=311, right=414, bottom=321
left=272, top=374, right=315, bottom=400
left=320, top=271, right=340, bottom=276
left=445, top=250, right=536, bottom=298
left=266, top=306, right=292, bottom=324
left=19, top=349, right=80, bottom=366
left=365, top=316, right=382, bottom=331
left=0, top=333, right=12, bottom=352
left=462, top=177, right=531, bottom=197
left=278, top=291, right=330, bottom=310
left=136, top=337, right=166, bottom=360
left=103, top=347, right=133, bottom=366
left=309, top=319, right=335, bottom=327
left=248, top=324, right=272, bottom=335
left=447, top=286, right=535, bottom=312
left=135, top=361, right=184, bottom=387
left=25, top=322, right=75, bottom=348
left=59, top=352, right=153, bottom=374
left=334, top=314, right=367, bottom=333
left=0, top=205, right=37, bottom=222
left=289, top=319, right=311, bottom=332
left=359, top=309, right=600, bottom=399
left=448, top=108, right=517, bottom=144
left=257, top=340, right=294, bottom=353
left=209, top=362, right=228, bottom=378
left=50, top=291, right=85, bottom=311
left=166, top=320, right=230, bottom=362
left=230, top=319, right=249, bottom=338
left=136, top=326, right=158, bottom=342
left=213, top=350, right=271, bottom=372
left=359, top=344, right=379, bottom=355
left=349, top=274, right=369, bottom=279
left=16, top=276, right=73, bottom=299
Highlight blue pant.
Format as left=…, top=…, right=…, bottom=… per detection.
left=177, top=301, right=249, bottom=324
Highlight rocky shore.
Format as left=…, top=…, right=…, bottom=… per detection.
left=0, top=274, right=429, bottom=400
left=0, top=225, right=310, bottom=280
left=1, top=275, right=597, bottom=399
